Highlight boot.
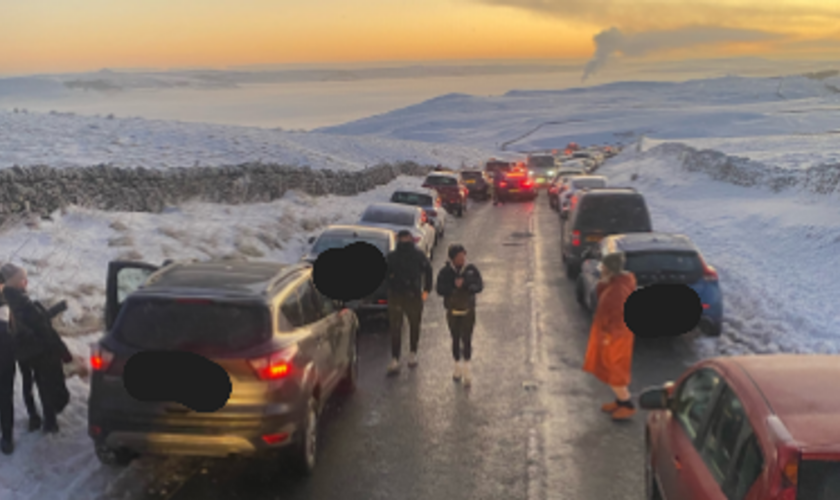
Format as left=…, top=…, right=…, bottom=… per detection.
left=601, top=401, right=620, bottom=413
left=452, top=361, right=462, bottom=381
left=28, top=415, right=42, bottom=432
left=611, top=401, right=636, bottom=421
left=1, top=438, right=13, bottom=455
left=386, top=358, right=400, bottom=376
left=42, top=420, right=60, bottom=434
left=462, top=361, right=472, bottom=387
left=408, top=352, right=418, bottom=368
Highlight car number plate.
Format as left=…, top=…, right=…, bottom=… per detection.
left=586, top=235, right=602, bottom=242
left=509, top=189, right=520, bottom=193
left=465, top=180, right=476, bottom=184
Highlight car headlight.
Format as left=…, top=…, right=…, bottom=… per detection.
left=548, top=171, right=555, bottom=176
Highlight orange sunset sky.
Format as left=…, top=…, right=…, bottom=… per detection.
left=1, top=0, right=839, bottom=74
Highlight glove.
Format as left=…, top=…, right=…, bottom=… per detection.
left=422, top=291, right=429, bottom=302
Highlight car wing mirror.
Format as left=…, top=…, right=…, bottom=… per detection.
left=639, top=386, right=671, bottom=410
left=308, top=236, right=316, bottom=245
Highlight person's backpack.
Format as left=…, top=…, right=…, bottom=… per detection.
left=388, top=251, right=420, bottom=293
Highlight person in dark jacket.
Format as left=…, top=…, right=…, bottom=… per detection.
left=492, top=169, right=507, bottom=206
left=385, top=230, right=433, bottom=374
left=0, top=274, right=15, bottom=454
left=436, top=244, right=483, bottom=386
left=1, top=264, right=71, bottom=434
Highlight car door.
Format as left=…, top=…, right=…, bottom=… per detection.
left=105, top=261, right=160, bottom=331
left=656, top=367, right=724, bottom=499
left=295, top=277, right=342, bottom=395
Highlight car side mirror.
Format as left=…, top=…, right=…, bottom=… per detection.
left=639, top=387, right=671, bottom=410
left=308, top=236, right=316, bottom=244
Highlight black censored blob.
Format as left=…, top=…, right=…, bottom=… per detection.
left=313, top=241, right=387, bottom=301
left=624, top=284, right=703, bottom=339
left=123, top=351, right=232, bottom=412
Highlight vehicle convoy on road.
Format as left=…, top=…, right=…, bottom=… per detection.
left=560, top=187, right=652, bottom=278
left=302, top=225, right=395, bottom=319
left=421, top=172, right=469, bottom=217
left=547, top=166, right=588, bottom=209
left=357, top=202, right=436, bottom=258
left=389, top=188, right=447, bottom=242
left=526, top=154, right=557, bottom=189
left=577, top=232, right=723, bottom=336
left=558, top=175, right=608, bottom=215
left=640, top=354, right=840, bottom=500
left=495, top=168, right=537, bottom=202
left=89, top=260, right=359, bottom=475
left=460, top=169, right=492, bottom=200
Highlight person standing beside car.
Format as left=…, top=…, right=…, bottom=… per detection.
left=436, top=244, right=483, bottom=386
left=582, top=252, right=638, bottom=420
left=1, top=264, right=72, bottom=434
left=492, top=169, right=506, bottom=206
left=385, top=230, right=433, bottom=375
left=0, top=274, right=15, bottom=454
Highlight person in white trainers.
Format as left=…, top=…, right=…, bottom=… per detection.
left=435, top=244, right=483, bottom=386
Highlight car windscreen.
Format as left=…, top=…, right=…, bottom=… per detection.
left=572, top=178, right=607, bottom=190
left=798, top=460, right=840, bottom=500
left=624, top=251, right=702, bottom=275
left=361, top=208, right=415, bottom=226
left=313, top=236, right=390, bottom=255
left=390, top=192, right=434, bottom=206
left=424, top=175, right=457, bottom=186
left=113, top=298, right=272, bottom=354
left=574, top=196, right=651, bottom=232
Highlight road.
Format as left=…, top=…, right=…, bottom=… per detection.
left=137, top=194, right=702, bottom=500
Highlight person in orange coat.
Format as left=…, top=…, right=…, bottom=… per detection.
left=583, top=252, right=638, bottom=420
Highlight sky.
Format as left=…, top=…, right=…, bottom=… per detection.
left=1, top=0, right=839, bottom=75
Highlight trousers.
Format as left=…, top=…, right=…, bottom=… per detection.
left=388, top=292, right=424, bottom=360
left=447, top=310, right=476, bottom=361
left=18, top=360, right=40, bottom=419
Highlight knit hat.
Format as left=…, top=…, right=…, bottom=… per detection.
left=0, top=263, right=23, bottom=283
left=397, top=230, right=413, bottom=239
left=448, top=244, right=466, bottom=260
left=601, top=252, right=626, bottom=275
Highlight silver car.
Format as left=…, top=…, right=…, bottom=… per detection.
left=357, top=203, right=436, bottom=259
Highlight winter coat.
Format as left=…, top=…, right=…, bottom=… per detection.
left=583, top=271, right=637, bottom=387
left=386, top=245, right=433, bottom=297
left=436, top=262, right=483, bottom=312
left=3, top=287, right=72, bottom=364
left=0, top=304, right=13, bottom=367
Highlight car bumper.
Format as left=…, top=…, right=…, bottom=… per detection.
left=500, top=190, right=537, bottom=198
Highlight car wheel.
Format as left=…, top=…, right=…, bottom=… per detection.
left=338, top=336, right=359, bottom=395
left=645, top=437, right=663, bottom=500
left=291, top=397, right=319, bottom=476
left=456, top=206, right=463, bottom=217
left=565, top=262, right=580, bottom=280
left=95, top=444, right=136, bottom=467
left=575, top=277, right=586, bottom=307
left=700, top=320, right=722, bottom=337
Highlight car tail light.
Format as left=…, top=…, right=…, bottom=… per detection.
left=499, top=182, right=508, bottom=188
left=698, top=254, right=719, bottom=281
left=250, top=347, right=296, bottom=381
left=262, top=432, right=290, bottom=445
left=768, top=415, right=800, bottom=500
left=522, top=180, right=533, bottom=188
left=90, top=344, right=114, bottom=372
left=572, top=230, right=581, bottom=247
left=702, top=303, right=710, bottom=309
left=377, top=299, right=388, bottom=304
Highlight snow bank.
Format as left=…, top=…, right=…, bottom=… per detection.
left=0, top=109, right=494, bottom=171
left=599, top=145, right=840, bottom=358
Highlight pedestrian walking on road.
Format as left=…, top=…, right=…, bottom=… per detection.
left=436, top=244, right=483, bottom=386
left=0, top=275, right=15, bottom=454
left=582, top=252, right=638, bottom=420
left=1, top=264, right=72, bottom=434
left=492, top=169, right=506, bottom=206
left=385, top=230, right=433, bottom=375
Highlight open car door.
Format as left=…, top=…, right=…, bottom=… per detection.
left=105, top=261, right=160, bottom=331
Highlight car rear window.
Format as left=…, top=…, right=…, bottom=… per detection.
left=361, top=208, right=416, bottom=226
left=312, top=236, right=389, bottom=255
left=798, top=460, right=840, bottom=500
left=624, top=251, right=702, bottom=275
left=574, top=195, right=651, bottom=232
left=461, top=172, right=483, bottom=180
left=529, top=156, right=554, bottom=168
left=424, top=175, right=457, bottom=186
left=114, top=298, right=272, bottom=354
left=572, top=178, right=607, bottom=190
left=485, top=162, right=511, bottom=172
left=391, top=192, right=434, bottom=206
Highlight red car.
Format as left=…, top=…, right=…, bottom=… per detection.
left=641, top=355, right=840, bottom=500
left=422, top=172, right=469, bottom=217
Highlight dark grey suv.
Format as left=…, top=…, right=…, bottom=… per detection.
left=88, top=260, right=359, bottom=475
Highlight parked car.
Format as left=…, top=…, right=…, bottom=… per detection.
left=547, top=167, right=588, bottom=210
left=422, top=172, right=469, bottom=217
left=89, top=260, right=359, bottom=475
left=484, top=159, right=513, bottom=176
left=460, top=170, right=492, bottom=201
left=496, top=169, right=538, bottom=202
left=357, top=202, right=436, bottom=258
left=576, top=232, right=723, bottom=336
left=640, top=354, right=840, bottom=500
left=560, top=188, right=652, bottom=278
left=389, top=188, right=446, bottom=242
left=302, top=225, right=395, bottom=319
left=526, top=154, right=557, bottom=189
left=558, top=175, right=609, bottom=216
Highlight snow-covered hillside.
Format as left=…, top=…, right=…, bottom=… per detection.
left=0, top=109, right=496, bottom=170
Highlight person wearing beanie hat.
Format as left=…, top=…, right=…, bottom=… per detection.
left=436, top=244, right=483, bottom=386
left=0, top=272, right=15, bottom=454
left=582, top=251, right=638, bottom=420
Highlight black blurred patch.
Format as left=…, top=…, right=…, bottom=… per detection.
left=313, top=242, right=387, bottom=301
left=123, top=351, right=232, bottom=412
left=624, top=284, right=702, bottom=339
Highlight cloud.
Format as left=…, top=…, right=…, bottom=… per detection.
left=581, top=26, right=785, bottom=80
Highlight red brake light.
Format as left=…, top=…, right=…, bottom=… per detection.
left=698, top=254, right=719, bottom=281
left=262, top=432, right=290, bottom=445
left=377, top=299, right=388, bottom=304
left=90, top=344, right=114, bottom=372
left=572, top=230, right=581, bottom=247
left=413, top=236, right=421, bottom=243
left=250, top=348, right=296, bottom=381
left=499, top=181, right=508, bottom=188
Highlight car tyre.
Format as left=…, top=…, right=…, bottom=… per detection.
left=290, top=397, right=319, bottom=476
left=95, top=444, right=136, bottom=467
left=645, top=437, right=663, bottom=500
left=456, top=205, right=463, bottom=217
left=575, top=277, right=586, bottom=307
left=565, top=262, right=580, bottom=280
left=701, top=320, right=722, bottom=337
left=338, top=336, right=359, bottom=395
